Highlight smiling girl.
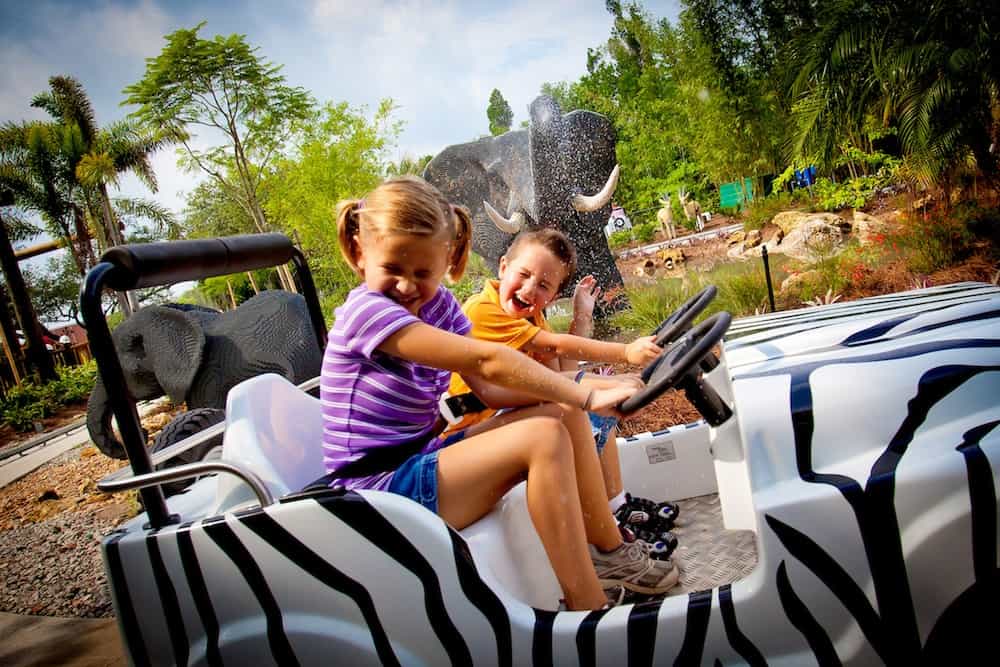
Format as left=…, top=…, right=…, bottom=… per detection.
left=321, top=176, right=677, bottom=610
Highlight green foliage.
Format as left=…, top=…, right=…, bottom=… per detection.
left=892, top=205, right=976, bottom=274
left=607, top=229, right=633, bottom=249
left=0, top=361, right=97, bottom=431
left=632, top=221, right=657, bottom=243
left=742, top=191, right=808, bottom=231
left=487, top=89, right=513, bottom=136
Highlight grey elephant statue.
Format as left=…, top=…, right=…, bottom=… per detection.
left=86, top=290, right=323, bottom=460
left=424, top=95, right=627, bottom=316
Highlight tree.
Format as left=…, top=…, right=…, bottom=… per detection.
left=487, top=89, right=513, bottom=136
left=123, top=23, right=313, bottom=290
left=264, top=100, right=399, bottom=312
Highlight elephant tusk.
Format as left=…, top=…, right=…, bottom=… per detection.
left=483, top=200, right=524, bottom=234
left=570, top=164, right=620, bottom=213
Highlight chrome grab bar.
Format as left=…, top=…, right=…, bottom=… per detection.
left=97, top=460, right=274, bottom=508
left=96, top=375, right=321, bottom=508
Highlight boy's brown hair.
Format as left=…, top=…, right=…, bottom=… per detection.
left=504, top=228, right=578, bottom=291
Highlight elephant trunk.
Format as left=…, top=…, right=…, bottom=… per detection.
left=86, top=379, right=130, bottom=460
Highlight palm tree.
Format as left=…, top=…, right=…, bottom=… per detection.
left=31, top=76, right=179, bottom=314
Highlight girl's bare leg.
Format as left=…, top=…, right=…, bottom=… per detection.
left=599, top=428, right=624, bottom=500
left=436, top=408, right=607, bottom=610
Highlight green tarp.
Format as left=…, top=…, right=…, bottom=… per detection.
left=719, top=178, right=754, bottom=210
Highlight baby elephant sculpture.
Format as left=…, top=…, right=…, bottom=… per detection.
left=86, top=291, right=323, bottom=459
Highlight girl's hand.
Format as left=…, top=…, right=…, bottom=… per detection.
left=572, top=275, right=600, bottom=320
left=625, top=336, right=661, bottom=365
left=587, top=383, right=642, bottom=417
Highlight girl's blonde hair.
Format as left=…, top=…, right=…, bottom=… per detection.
left=336, top=175, right=471, bottom=283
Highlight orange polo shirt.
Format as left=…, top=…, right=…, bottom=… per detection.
left=446, top=279, right=552, bottom=431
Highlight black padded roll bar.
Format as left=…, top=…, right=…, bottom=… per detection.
left=82, top=233, right=327, bottom=528
left=100, top=233, right=295, bottom=290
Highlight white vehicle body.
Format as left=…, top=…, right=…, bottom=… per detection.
left=100, top=282, right=1000, bottom=665
left=605, top=206, right=633, bottom=238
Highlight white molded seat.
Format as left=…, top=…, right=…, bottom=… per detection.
left=214, top=374, right=326, bottom=512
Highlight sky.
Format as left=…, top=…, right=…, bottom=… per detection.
left=1, top=0, right=683, bottom=221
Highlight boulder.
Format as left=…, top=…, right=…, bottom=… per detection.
left=760, top=222, right=784, bottom=245
left=772, top=216, right=849, bottom=261
left=780, top=269, right=821, bottom=293
left=852, top=211, right=891, bottom=245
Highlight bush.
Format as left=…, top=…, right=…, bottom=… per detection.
left=607, top=229, right=633, bottom=249
left=0, top=361, right=98, bottom=431
left=891, top=204, right=976, bottom=274
left=632, top=222, right=657, bottom=244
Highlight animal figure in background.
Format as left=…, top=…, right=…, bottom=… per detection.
left=424, top=95, right=627, bottom=317
left=678, top=188, right=705, bottom=232
left=656, top=193, right=676, bottom=240
left=86, top=291, right=322, bottom=459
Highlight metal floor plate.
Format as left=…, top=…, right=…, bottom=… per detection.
left=667, top=493, right=758, bottom=595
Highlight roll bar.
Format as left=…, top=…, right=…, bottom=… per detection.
left=81, top=233, right=326, bottom=528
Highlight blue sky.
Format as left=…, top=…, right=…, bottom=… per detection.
left=1, top=0, right=681, bottom=217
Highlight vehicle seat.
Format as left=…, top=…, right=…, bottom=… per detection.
left=213, top=374, right=326, bottom=512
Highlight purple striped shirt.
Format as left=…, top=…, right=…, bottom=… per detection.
left=321, top=285, right=471, bottom=490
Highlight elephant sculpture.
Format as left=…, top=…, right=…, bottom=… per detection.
left=87, top=290, right=323, bottom=459
left=424, top=95, right=627, bottom=315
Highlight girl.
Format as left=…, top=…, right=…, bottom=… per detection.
left=322, top=176, right=676, bottom=610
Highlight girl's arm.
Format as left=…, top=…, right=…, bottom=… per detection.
left=522, top=329, right=661, bottom=366
left=377, top=322, right=637, bottom=415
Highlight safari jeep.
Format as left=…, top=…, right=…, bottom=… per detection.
left=86, top=234, right=999, bottom=665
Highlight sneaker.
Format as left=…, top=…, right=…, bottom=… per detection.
left=615, top=492, right=680, bottom=538
left=644, top=532, right=679, bottom=560
left=589, top=541, right=680, bottom=595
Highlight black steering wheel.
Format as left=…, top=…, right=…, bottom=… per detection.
left=619, top=311, right=732, bottom=420
left=651, top=285, right=717, bottom=347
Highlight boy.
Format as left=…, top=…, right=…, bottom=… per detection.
left=445, top=229, right=680, bottom=555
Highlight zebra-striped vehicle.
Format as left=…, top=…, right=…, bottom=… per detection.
left=86, top=234, right=999, bottom=666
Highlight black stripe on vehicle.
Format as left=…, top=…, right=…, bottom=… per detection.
left=105, top=531, right=150, bottom=667
left=577, top=606, right=612, bottom=667
left=626, top=598, right=662, bottom=667
left=145, top=529, right=189, bottom=666
left=674, top=589, right=712, bottom=666
left=775, top=561, right=840, bottom=666
left=317, top=493, right=473, bottom=665
left=238, top=510, right=400, bottom=667
left=764, top=515, right=886, bottom=660
left=202, top=519, right=300, bottom=666
left=718, top=585, right=766, bottom=667
left=447, top=530, right=512, bottom=667
left=175, top=525, right=222, bottom=666
left=532, top=609, right=556, bottom=667
left=956, top=421, right=1000, bottom=581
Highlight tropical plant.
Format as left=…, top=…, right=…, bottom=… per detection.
left=124, top=22, right=313, bottom=292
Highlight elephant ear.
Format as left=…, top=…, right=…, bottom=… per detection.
left=146, top=308, right=206, bottom=404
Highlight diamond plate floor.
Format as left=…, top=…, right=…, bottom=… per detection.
left=667, top=493, right=758, bottom=595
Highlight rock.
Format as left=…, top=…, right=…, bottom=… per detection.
left=760, top=222, right=784, bottom=245
left=743, top=229, right=763, bottom=249
left=781, top=270, right=821, bottom=293
left=37, top=489, right=60, bottom=502
left=728, top=230, right=746, bottom=245
left=772, top=216, right=848, bottom=261
left=853, top=211, right=890, bottom=245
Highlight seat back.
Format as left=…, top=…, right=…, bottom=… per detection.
left=214, top=374, right=325, bottom=512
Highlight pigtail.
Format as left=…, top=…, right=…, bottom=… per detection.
left=447, top=203, right=472, bottom=283
left=336, top=199, right=364, bottom=275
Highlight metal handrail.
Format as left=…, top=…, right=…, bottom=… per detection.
left=97, top=460, right=274, bottom=508
left=97, top=375, right=322, bottom=492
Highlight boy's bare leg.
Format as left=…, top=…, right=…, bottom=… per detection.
left=554, top=405, right=622, bottom=551
left=436, top=407, right=608, bottom=610
left=600, top=428, right=624, bottom=500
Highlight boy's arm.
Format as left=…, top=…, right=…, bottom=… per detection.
left=523, top=328, right=662, bottom=366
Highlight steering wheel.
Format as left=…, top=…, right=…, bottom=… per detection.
left=651, top=285, right=717, bottom=347
left=619, top=311, right=732, bottom=418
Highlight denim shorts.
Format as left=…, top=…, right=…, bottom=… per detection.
left=589, top=413, right=618, bottom=454
left=387, top=430, right=466, bottom=513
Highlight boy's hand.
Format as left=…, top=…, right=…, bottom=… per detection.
left=587, top=383, right=642, bottom=417
left=572, top=275, right=600, bottom=320
left=625, top=336, right=661, bottom=365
